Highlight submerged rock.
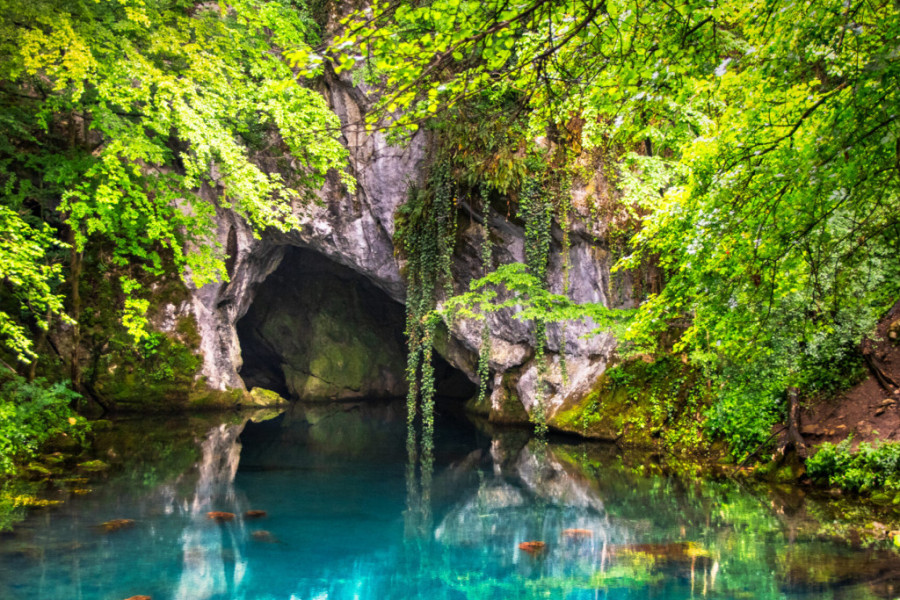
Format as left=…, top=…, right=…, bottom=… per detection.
left=206, top=511, right=235, bottom=522
left=244, top=509, right=267, bottom=519
left=24, top=463, right=54, bottom=478
left=562, top=528, right=593, bottom=539
left=97, top=519, right=134, bottom=533
left=78, top=460, right=110, bottom=472
left=518, top=541, right=546, bottom=555
left=250, top=530, right=279, bottom=543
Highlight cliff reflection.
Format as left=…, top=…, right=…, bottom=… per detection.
left=174, top=422, right=248, bottom=600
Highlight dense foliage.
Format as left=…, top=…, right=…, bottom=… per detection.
left=0, top=376, right=88, bottom=475
left=0, top=0, right=350, bottom=361
left=807, top=439, right=900, bottom=495
left=327, top=0, right=900, bottom=455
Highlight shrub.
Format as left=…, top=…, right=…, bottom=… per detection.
left=0, top=377, right=89, bottom=476
left=807, top=439, right=900, bottom=494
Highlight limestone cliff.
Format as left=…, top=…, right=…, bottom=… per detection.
left=180, top=68, right=633, bottom=427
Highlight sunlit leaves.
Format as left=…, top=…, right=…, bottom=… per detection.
left=0, top=0, right=351, bottom=351
left=0, top=206, right=71, bottom=361
left=440, top=263, right=633, bottom=339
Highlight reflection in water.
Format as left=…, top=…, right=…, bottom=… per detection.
left=175, top=423, right=247, bottom=600
left=0, top=404, right=899, bottom=599
left=404, top=422, right=434, bottom=540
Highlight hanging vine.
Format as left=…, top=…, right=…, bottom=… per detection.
left=475, top=184, right=494, bottom=407
left=519, top=176, right=554, bottom=436
left=395, top=161, right=458, bottom=454
left=556, top=172, right=573, bottom=385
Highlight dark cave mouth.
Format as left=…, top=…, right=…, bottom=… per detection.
left=236, top=247, right=476, bottom=403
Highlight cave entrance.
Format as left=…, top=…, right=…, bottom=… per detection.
left=236, top=248, right=475, bottom=402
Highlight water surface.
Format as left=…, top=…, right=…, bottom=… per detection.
left=1, top=402, right=899, bottom=599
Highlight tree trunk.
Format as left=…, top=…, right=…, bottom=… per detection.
left=785, top=386, right=808, bottom=459
left=66, top=227, right=83, bottom=395
left=862, top=338, right=897, bottom=392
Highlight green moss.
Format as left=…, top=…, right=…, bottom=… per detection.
left=247, top=387, right=287, bottom=406
left=65, top=250, right=209, bottom=412
left=93, top=325, right=203, bottom=410
left=23, top=463, right=53, bottom=478
left=76, top=460, right=110, bottom=472
left=187, top=388, right=246, bottom=410
left=549, top=357, right=712, bottom=454
left=550, top=386, right=621, bottom=441
left=464, top=385, right=491, bottom=416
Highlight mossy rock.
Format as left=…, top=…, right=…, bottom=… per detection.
left=71, top=252, right=207, bottom=411
left=548, top=375, right=636, bottom=442
left=548, top=357, right=711, bottom=452
left=77, top=460, right=110, bottom=472
left=465, top=389, right=491, bottom=417
left=481, top=373, right=529, bottom=424
left=550, top=390, right=620, bottom=441
left=187, top=388, right=246, bottom=410
left=870, top=491, right=893, bottom=506
left=464, top=372, right=526, bottom=422
left=40, top=453, right=68, bottom=465
left=24, top=463, right=54, bottom=478
left=247, top=387, right=287, bottom=407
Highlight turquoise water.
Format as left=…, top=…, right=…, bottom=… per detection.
left=1, top=402, right=899, bottom=599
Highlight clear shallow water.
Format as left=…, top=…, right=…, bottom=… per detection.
left=1, top=402, right=899, bottom=600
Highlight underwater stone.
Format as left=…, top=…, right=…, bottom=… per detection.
left=207, top=511, right=235, bottom=522
left=518, top=541, right=546, bottom=555
left=97, top=519, right=134, bottom=533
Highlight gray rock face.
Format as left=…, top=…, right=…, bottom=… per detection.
left=185, top=70, right=627, bottom=422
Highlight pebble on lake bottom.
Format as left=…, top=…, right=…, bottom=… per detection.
left=206, top=511, right=235, bottom=522
left=97, top=519, right=134, bottom=533
left=518, top=541, right=546, bottom=554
